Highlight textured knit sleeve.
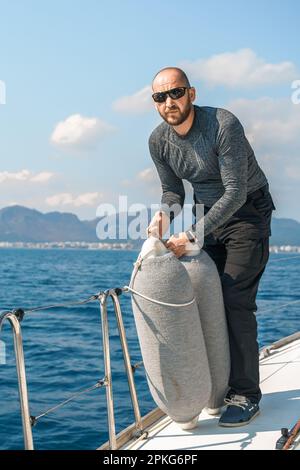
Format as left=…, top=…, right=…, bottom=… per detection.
left=189, top=111, right=249, bottom=239
left=149, top=134, right=185, bottom=221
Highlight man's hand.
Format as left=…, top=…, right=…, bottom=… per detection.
left=165, top=232, right=189, bottom=258
left=147, top=211, right=170, bottom=239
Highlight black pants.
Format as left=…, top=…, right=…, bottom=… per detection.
left=200, top=185, right=276, bottom=404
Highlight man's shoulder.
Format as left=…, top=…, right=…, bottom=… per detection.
left=196, top=105, right=239, bottom=126
left=149, top=121, right=169, bottom=146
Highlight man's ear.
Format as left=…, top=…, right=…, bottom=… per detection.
left=189, top=87, right=196, bottom=103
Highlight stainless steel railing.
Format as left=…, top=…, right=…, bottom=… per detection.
left=109, top=290, right=143, bottom=433
left=0, top=309, right=34, bottom=450
left=0, top=287, right=145, bottom=450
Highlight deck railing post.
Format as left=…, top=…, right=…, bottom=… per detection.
left=110, top=290, right=143, bottom=434
left=0, top=311, right=34, bottom=450
left=98, top=293, right=117, bottom=450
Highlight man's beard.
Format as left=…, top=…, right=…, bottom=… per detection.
left=159, top=102, right=192, bottom=126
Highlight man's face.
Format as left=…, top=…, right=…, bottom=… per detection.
left=152, top=72, right=195, bottom=126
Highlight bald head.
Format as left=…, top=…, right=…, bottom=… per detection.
left=151, top=67, right=195, bottom=129
left=152, top=67, right=191, bottom=92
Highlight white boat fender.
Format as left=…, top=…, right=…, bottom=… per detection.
left=129, top=237, right=212, bottom=429
left=180, top=249, right=230, bottom=410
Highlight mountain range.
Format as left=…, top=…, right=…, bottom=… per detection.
left=0, top=205, right=299, bottom=246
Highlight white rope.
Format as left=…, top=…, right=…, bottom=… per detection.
left=124, top=255, right=196, bottom=308
left=123, top=285, right=195, bottom=308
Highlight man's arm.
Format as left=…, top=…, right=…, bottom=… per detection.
left=149, top=135, right=185, bottom=224
left=187, top=111, right=249, bottom=240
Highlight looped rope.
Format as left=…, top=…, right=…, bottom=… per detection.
left=123, top=254, right=196, bottom=308
left=123, top=285, right=195, bottom=308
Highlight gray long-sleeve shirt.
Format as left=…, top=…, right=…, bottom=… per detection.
left=148, top=105, right=268, bottom=238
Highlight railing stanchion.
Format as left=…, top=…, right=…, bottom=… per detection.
left=0, top=311, right=34, bottom=450
left=98, top=293, right=117, bottom=450
left=110, top=290, right=143, bottom=434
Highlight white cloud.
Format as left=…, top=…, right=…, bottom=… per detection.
left=112, top=86, right=153, bottom=113
left=46, top=193, right=73, bottom=206
left=285, top=166, right=300, bottom=181
left=6, top=201, right=18, bottom=206
left=121, top=168, right=160, bottom=187
left=120, top=167, right=160, bottom=199
left=30, top=172, right=55, bottom=183
left=227, top=97, right=300, bottom=149
left=180, top=49, right=298, bottom=88
left=50, top=114, right=115, bottom=149
left=46, top=191, right=102, bottom=207
left=126, top=167, right=194, bottom=200
left=0, top=170, right=55, bottom=184
left=0, top=169, right=30, bottom=183
left=121, top=179, right=131, bottom=187
left=136, top=167, right=158, bottom=183
left=112, top=49, right=298, bottom=116
left=225, top=97, right=300, bottom=197
left=0, top=79, right=6, bottom=105
left=74, top=192, right=101, bottom=206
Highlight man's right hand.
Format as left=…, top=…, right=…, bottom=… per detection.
left=146, top=211, right=170, bottom=239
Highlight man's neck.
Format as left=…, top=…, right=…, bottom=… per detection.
left=172, top=105, right=195, bottom=136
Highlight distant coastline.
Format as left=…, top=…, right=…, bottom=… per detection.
left=0, top=241, right=136, bottom=250
left=2, top=206, right=300, bottom=247
left=1, top=241, right=300, bottom=253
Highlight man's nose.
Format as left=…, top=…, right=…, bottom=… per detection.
left=165, top=95, right=174, bottom=108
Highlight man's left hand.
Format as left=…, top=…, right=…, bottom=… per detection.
left=165, top=232, right=189, bottom=258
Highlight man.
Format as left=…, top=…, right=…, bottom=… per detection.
left=147, top=66, right=276, bottom=427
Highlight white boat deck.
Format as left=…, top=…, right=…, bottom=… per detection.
left=123, top=336, right=300, bottom=451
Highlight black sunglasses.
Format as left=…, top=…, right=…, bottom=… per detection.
left=152, top=87, right=189, bottom=103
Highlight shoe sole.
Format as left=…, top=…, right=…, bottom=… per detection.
left=218, top=409, right=260, bottom=428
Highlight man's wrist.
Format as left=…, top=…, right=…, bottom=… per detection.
left=185, top=230, right=197, bottom=243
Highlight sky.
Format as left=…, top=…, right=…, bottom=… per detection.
left=0, top=0, right=300, bottom=221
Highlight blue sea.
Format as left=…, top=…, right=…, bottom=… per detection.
left=0, top=249, right=299, bottom=450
